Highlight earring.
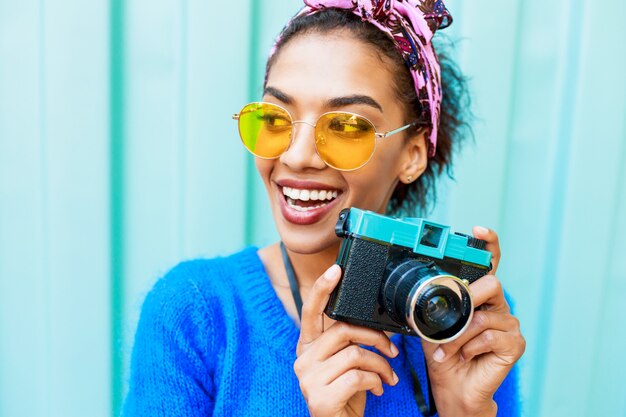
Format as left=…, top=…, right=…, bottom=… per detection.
left=407, top=175, right=413, bottom=183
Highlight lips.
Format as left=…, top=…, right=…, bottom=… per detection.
left=275, top=179, right=343, bottom=225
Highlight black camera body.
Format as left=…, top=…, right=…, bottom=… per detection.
left=325, top=208, right=492, bottom=342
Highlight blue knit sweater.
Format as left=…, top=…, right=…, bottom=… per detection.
left=123, top=247, right=520, bottom=416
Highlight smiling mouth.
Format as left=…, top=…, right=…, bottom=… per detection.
left=281, top=186, right=340, bottom=212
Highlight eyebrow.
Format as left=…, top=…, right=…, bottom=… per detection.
left=264, top=86, right=384, bottom=113
left=264, top=86, right=293, bottom=105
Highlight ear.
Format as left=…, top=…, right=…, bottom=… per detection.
left=398, top=129, right=428, bottom=184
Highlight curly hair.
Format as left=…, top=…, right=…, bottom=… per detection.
left=265, top=8, right=472, bottom=216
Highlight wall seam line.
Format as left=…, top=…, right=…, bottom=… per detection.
left=178, top=0, right=189, bottom=257
left=109, top=0, right=125, bottom=414
left=497, top=0, right=525, bottom=233
left=244, top=0, right=261, bottom=245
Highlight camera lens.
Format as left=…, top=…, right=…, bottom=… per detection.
left=416, top=285, right=462, bottom=334
left=382, top=260, right=473, bottom=343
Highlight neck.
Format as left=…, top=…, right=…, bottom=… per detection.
left=285, top=242, right=340, bottom=289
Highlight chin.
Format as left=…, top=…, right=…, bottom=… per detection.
left=274, top=211, right=343, bottom=255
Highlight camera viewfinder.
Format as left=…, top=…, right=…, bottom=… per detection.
left=419, top=224, right=443, bottom=248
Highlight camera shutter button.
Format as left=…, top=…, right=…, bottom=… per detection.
left=454, top=232, right=486, bottom=250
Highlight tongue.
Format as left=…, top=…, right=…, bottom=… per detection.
left=289, top=197, right=331, bottom=208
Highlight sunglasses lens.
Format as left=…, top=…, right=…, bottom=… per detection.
left=238, top=103, right=292, bottom=158
left=316, top=113, right=376, bottom=170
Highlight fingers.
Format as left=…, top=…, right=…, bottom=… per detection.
left=309, top=344, right=398, bottom=387
left=470, top=274, right=509, bottom=312
left=460, top=328, right=525, bottom=364
left=295, top=321, right=399, bottom=404
left=424, top=309, right=520, bottom=363
left=299, top=264, right=342, bottom=346
left=330, top=369, right=385, bottom=398
left=306, top=322, right=398, bottom=360
left=472, top=225, right=500, bottom=273
left=304, top=369, right=384, bottom=416
left=294, top=342, right=399, bottom=414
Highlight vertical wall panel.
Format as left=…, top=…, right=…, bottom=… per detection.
left=587, top=115, right=626, bottom=416
left=1, top=0, right=111, bottom=416
left=182, top=0, right=252, bottom=257
left=540, top=0, right=626, bottom=414
left=0, top=2, right=49, bottom=416
left=124, top=0, right=185, bottom=294
left=43, top=0, right=111, bottom=416
left=121, top=0, right=189, bottom=402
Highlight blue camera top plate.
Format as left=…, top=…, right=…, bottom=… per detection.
left=340, top=208, right=492, bottom=268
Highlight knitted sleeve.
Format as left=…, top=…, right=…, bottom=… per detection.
left=492, top=291, right=522, bottom=417
left=494, top=362, right=521, bottom=417
left=123, top=261, right=217, bottom=417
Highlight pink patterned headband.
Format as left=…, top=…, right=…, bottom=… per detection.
left=268, top=0, right=453, bottom=157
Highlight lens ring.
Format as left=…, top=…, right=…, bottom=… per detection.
left=406, top=274, right=474, bottom=344
left=237, top=102, right=293, bottom=159
left=314, top=111, right=376, bottom=171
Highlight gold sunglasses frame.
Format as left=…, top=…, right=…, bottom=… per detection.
left=232, top=101, right=421, bottom=171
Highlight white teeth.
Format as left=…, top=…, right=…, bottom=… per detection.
left=282, top=186, right=340, bottom=202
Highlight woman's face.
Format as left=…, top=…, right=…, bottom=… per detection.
left=258, top=32, right=427, bottom=254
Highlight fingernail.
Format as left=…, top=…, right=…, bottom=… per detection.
left=324, top=264, right=341, bottom=280
left=392, top=371, right=399, bottom=385
left=433, top=347, right=445, bottom=362
left=390, top=342, right=399, bottom=357
left=475, top=226, right=489, bottom=235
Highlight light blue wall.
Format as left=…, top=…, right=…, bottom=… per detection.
left=1, top=1, right=625, bottom=416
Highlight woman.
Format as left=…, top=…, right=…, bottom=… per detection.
left=123, top=1, right=525, bottom=416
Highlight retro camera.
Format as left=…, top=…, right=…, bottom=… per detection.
left=325, top=208, right=492, bottom=343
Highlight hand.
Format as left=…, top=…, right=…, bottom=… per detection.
left=293, top=265, right=400, bottom=417
left=420, top=227, right=525, bottom=417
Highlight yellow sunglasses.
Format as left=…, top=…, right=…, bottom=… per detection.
left=232, top=102, right=420, bottom=171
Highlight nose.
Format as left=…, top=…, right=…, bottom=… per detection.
left=279, top=120, right=327, bottom=171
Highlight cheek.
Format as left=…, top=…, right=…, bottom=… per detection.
left=345, top=166, right=398, bottom=204
left=352, top=170, right=396, bottom=196
left=255, top=158, right=274, bottom=185
left=346, top=143, right=405, bottom=205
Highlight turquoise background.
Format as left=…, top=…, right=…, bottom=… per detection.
left=1, top=0, right=625, bottom=416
